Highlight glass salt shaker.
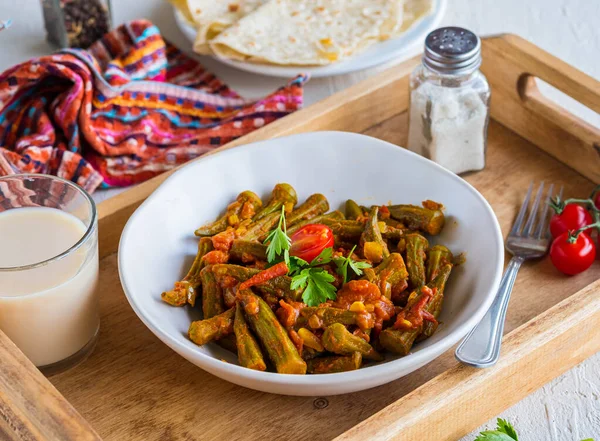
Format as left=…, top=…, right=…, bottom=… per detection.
left=41, top=0, right=112, bottom=49
left=407, top=27, right=491, bottom=175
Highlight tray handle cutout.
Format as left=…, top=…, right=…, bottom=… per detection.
left=482, top=35, right=600, bottom=184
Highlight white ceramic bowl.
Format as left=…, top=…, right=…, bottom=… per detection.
left=118, top=131, right=504, bottom=396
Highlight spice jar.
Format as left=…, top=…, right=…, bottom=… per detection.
left=407, top=27, right=491, bottom=175
left=41, top=0, right=112, bottom=49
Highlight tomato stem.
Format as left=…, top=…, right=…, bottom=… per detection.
left=589, top=184, right=600, bottom=201
left=569, top=221, right=600, bottom=243
left=561, top=197, right=600, bottom=214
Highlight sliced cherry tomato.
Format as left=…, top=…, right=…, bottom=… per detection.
left=289, top=224, right=334, bottom=262
left=549, top=204, right=593, bottom=239
left=550, top=231, right=596, bottom=275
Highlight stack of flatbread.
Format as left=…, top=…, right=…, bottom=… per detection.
left=172, top=0, right=433, bottom=66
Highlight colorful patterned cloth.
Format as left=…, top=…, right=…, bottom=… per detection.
left=0, top=20, right=306, bottom=192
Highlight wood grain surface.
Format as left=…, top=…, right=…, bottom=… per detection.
left=0, top=329, right=100, bottom=441
left=48, top=118, right=600, bottom=440
left=1, top=34, right=599, bottom=441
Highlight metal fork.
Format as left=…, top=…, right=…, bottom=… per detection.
left=455, top=182, right=559, bottom=368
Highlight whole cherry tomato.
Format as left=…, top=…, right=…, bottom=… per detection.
left=290, top=224, right=334, bottom=262
left=594, top=192, right=600, bottom=211
left=550, top=231, right=596, bottom=275
left=549, top=204, right=593, bottom=239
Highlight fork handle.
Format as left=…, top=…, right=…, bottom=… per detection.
left=455, top=256, right=524, bottom=368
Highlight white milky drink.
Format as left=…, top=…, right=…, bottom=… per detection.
left=0, top=207, right=99, bottom=367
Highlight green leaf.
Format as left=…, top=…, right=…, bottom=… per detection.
left=290, top=268, right=310, bottom=290
left=310, top=247, right=333, bottom=266
left=474, top=432, right=516, bottom=441
left=496, top=419, right=518, bottom=440
left=348, top=259, right=371, bottom=277
left=332, top=245, right=371, bottom=283
left=333, top=257, right=349, bottom=284
left=263, top=206, right=291, bottom=264
left=288, top=255, right=309, bottom=275
left=301, top=268, right=337, bottom=306
left=475, top=419, right=519, bottom=441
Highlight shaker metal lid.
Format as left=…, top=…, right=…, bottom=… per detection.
left=423, top=27, right=481, bottom=74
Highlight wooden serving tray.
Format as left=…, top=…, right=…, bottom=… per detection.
left=2, top=35, right=600, bottom=441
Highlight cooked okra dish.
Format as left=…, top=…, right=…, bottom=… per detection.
left=161, top=183, right=460, bottom=375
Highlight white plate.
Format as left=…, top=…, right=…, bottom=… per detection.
left=174, top=0, right=447, bottom=78
left=118, top=131, right=504, bottom=396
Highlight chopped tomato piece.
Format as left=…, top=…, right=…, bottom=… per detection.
left=290, top=224, right=334, bottom=262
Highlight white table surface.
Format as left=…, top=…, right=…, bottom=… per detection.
left=2, top=1, right=599, bottom=439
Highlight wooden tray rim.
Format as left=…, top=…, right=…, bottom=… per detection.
left=1, top=34, right=600, bottom=441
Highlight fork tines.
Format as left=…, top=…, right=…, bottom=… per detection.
left=510, top=182, right=561, bottom=239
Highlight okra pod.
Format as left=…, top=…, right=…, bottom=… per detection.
left=301, top=346, right=321, bottom=361
left=379, top=223, right=403, bottom=240
left=307, top=352, right=362, bottom=374
left=287, top=211, right=345, bottom=236
left=360, top=207, right=389, bottom=263
left=238, top=290, right=307, bottom=374
left=334, top=235, right=358, bottom=250
left=211, top=264, right=302, bottom=301
left=200, top=266, right=225, bottom=319
left=426, top=245, right=453, bottom=283
left=322, top=323, right=383, bottom=361
left=421, top=263, right=453, bottom=339
left=161, top=237, right=214, bottom=307
left=217, top=335, right=238, bottom=353
left=300, top=307, right=373, bottom=329
left=387, top=203, right=445, bottom=236
left=405, top=233, right=429, bottom=289
left=230, top=240, right=267, bottom=262
left=323, top=219, right=401, bottom=241
left=253, top=183, right=297, bottom=221
left=379, top=264, right=452, bottom=354
left=320, top=219, right=364, bottom=238
left=195, top=191, right=262, bottom=236
left=287, top=194, right=329, bottom=227
left=234, top=304, right=267, bottom=371
left=366, top=253, right=409, bottom=299
left=188, top=307, right=235, bottom=346
left=297, top=328, right=324, bottom=352
left=239, top=210, right=281, bottom=242
left=345, top=199, right=364, bottom=220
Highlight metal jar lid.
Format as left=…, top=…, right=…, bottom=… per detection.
left=422, top=27, right=481, bottom=75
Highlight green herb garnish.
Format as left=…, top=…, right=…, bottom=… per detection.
left=291, top=266, right=337, bottom=306
left=333, top=245, right=372, bottom=284
left=264, top=214, right=338, bottom=306
left=263, top=206, right=291, bottom=264
left=289, top=248, right=336, bottom=306
left=475, top=419, right=518, bottom=441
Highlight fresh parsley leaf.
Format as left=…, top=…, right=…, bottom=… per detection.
left=475, top=419, right=518, bottom=441
left=311, top=247, right=333, bottom=266
left=349, top=259, right=371, bottom=276
left=288, top=247, right=333, bottom=276
left=300, top=268, right=337, bottom=306
left=333, top=245, right=372, bottom=283
left=333, top=257, right=348, bottom=285
left=474, top=432, right=516, bottom=441
left=290, top=268, right=310, bottom=290
left=263, top=206, right=291, bottom=263
left=496, top=419, right=518, bottom=440
left=288, top=255, right=309, bottom=275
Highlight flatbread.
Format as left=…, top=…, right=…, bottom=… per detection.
left=209, top=0, right=405, bottom=66
left=395, top=0, right=434, bottom=36
left=187, top=0, right=268, bottom=54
